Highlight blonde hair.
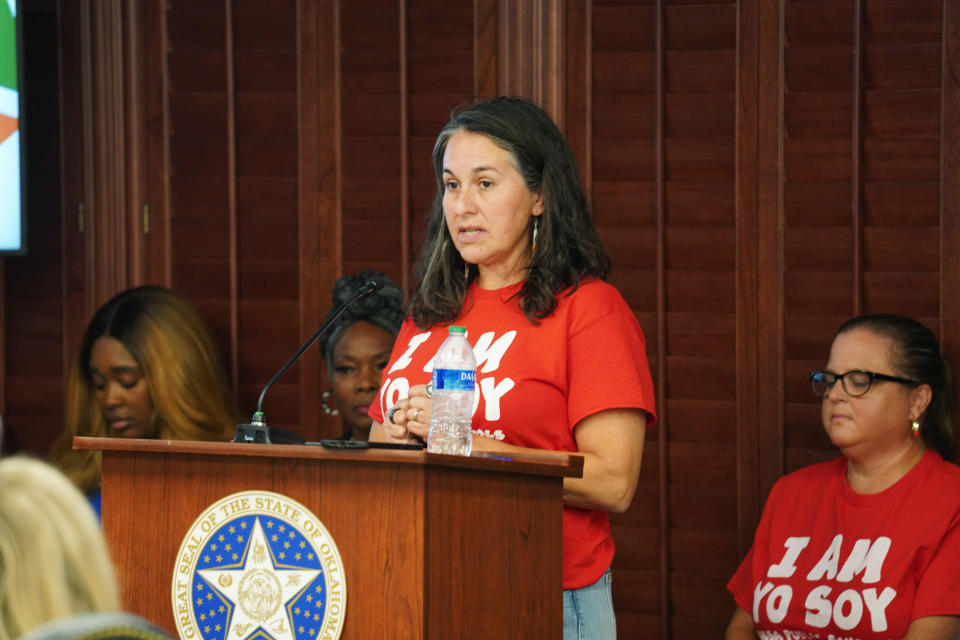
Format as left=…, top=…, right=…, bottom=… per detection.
left=51, top=286, right=241, bottom=493
left=0, top=457, right=121, bottom=639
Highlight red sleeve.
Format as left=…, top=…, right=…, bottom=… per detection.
left=566, top=287, right=657, bottom=430
left=912, top=512, right=960, bottom=620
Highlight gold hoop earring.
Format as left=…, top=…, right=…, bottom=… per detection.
left=911, top=419, right=920, bottom=438
left=321, top=390, right=339, bottom=416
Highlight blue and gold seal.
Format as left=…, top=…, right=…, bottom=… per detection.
left=172, top=490, right=346, bottom=640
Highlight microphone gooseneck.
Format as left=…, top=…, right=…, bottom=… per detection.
left=234, top=279, right=382, bottom=444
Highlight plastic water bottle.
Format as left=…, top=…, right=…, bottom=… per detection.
left=427, top=326, right=476, bottom=456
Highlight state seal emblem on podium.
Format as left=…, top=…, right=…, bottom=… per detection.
left=172, top=490, right=346, bottom=640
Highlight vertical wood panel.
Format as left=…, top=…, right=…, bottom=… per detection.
left=91, top=2, right=129, bottom=302
left=340, top=2, right=401, bottom=279
left=735, top=0, right=761, bottom=561
left=143, top=0, right=171, bottom=286
left=315, top=0, right=341, bottom=439
left=852, top=0, right=864, bottom=314
left=295, top=0, right=324, bottom=440
left=783, top=0, right=858, bottom=473
left=495, top=0, right=563, bottom=119
left=563, top=0, right=589, bottom=192
left=942, top=0, right=960, bottom=462
left=232, top=0, right=300, bottom=428
left=654, top=4, right=668, bottom=638
left=123, top=2, right=145, bottom=286
left=59, top=0, right=90, bottom=415
left=404, top=0, right=477, bottom=284
left=80, top=0, right=96, bottom=318
left=756, top=0, right=786, bottom=511
left=165, top=0, right=234, bottom=412
left=225, top=0, right=239, bottom=395
left=664, top=1, right=739, bottom=635
left=399, top=0, right=410, bottom=291
left=497, top=0, right=532, bottom=97
left=589, top=0, right=665, bottom=636
left=475, top=0, right=498, bottom=99
left=860, top=0, right=943, bottom=338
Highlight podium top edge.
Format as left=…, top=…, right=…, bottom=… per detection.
left=73, top=436, right=584, bottom=479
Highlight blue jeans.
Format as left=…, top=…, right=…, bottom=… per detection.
left=563, top=567, right=616, bottom=640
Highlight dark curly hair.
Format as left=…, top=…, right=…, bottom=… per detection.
left=317, top=270, right=405, bottom=374
left=408, top=96, right=610, bottom=329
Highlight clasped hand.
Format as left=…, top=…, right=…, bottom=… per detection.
left=383, top=384, right=432, bottom=443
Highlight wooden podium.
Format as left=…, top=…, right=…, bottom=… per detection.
left=75, top=437, right=582, bottom=639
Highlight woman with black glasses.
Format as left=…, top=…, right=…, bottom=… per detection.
left=726, top=313, right=960, bottom=640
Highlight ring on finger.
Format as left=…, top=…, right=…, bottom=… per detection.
left=413, top=408, right=421, bottom=422
left=388, top=406, right=402, bottom=423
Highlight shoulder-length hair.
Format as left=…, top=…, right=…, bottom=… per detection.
left=0, top=456, right=121, bottom=640
left=409, top=96, right=610, bottom=329
left=51, top=286, right=241, bottom=492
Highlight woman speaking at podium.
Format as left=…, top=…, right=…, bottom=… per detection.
left=368, top=97, right=657, bottom=639
left=50, top=286, right=240, bottom=517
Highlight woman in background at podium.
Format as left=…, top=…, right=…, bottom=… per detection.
left=50, top=286, right=240, bottom=517
left=318, top=270, right=405, bottom=441
left=370, top=97, right=657, bottom=640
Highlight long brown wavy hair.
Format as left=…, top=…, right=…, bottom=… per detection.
left=51, top=286, right=241, bottom=493
left=409, top=96, right=610, bottom=329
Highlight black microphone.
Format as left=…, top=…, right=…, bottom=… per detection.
left=234, top=279, right=383, bottom=444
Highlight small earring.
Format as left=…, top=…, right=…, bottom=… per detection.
left=321, top=390, right=339, bottom=416
left=531, top=217, right=540, bottom=255
left=911, top=420, right=920, bottom=437
left=464, top=262, right=470, bottom=280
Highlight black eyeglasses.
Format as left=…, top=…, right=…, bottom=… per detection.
left=809, top=370, right=919, bottom=398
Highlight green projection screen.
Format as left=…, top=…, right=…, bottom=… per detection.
left=0, top=0, right=24, bottom=254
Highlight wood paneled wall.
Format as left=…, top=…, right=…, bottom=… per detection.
left=3, top=1, right=959, bottom=637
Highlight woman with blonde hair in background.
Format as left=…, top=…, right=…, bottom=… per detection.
left=0, top=456, right=119, bottom=638
left=0, top=456, right=171, bottom=640
left=51, top=286, right=241, bottom=516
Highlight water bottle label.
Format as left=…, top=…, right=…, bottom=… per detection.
left=433, top=368, right=475, bottom=391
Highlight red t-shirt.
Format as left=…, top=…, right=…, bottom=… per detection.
left=728, top=449, right=960, bottom=639
left=370, top=278, right=657, bottom=589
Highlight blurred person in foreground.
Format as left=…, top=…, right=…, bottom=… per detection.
left=317, top=270, right=405, bottom=441
left=726, top=313, right=960, bottom=640
left=369, top=96, right=657, bottom=639
left=50, top=286, right=240, bottom=517
left=0, top=456, right=171, bottom=639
